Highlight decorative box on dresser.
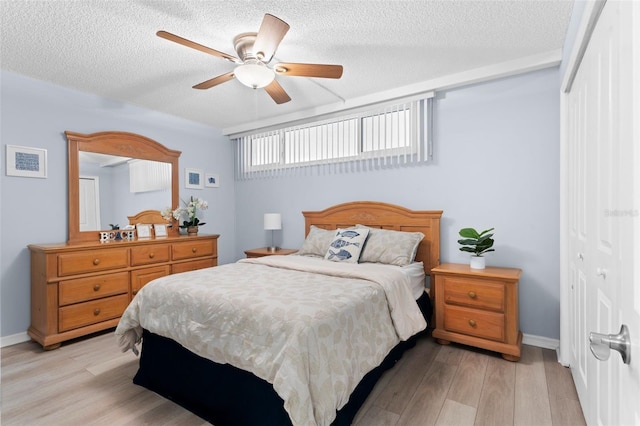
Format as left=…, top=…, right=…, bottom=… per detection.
left=28, top=234, right=219, bottom=350
left=431, top=263, right=522, bottom=361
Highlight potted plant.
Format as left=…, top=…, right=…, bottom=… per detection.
left=457, top=227, right=495, bottom=269
left=162, top=196, right=208, bottom=236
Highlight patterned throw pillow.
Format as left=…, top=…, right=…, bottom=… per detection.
left=356, top=225, right=424, bottom=266
left=324, top=228, right=370, bottom=263
left=297, top=225, right=336, bottom=257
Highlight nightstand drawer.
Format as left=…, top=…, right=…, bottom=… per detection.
left=443, top=277, right=505, bottom=312
left=58, top=272, right=129, bottom=306
left=443, top=305, right=505, bottom=342
left=131, top=244, right=170, bottom=266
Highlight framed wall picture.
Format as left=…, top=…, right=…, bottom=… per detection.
left=185, top=168, right=204, bottom=189
left=6, top=145, right=47, bottom=178
left=205, top=173, right=220, bottom=188
left=153, top=223, right=168, bottom=237
left=136, top=223, right=152, bottom=238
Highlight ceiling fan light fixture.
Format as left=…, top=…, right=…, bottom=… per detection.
left=234, top=60, right=275, bottom=89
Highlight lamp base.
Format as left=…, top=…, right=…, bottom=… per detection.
left=267, top=246, right=280, bottom=253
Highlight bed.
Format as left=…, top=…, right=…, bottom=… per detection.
left=116, top=201, right=442, bottom=426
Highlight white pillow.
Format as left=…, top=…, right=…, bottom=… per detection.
left=297, top=225, right=336, bottom=257
left=325, top=228, right=370, bottom=263
left=356, top=225, right=424, bottom=266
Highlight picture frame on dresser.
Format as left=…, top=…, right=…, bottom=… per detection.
left=136, top=223, right=152, bottom=238
left=153, top=223, right=168, bottom=237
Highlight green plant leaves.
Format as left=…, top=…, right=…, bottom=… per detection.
left=459, top=228, right=480, bottom=238
left=458, top=227, right=495, bottom=256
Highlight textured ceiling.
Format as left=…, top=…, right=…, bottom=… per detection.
left=1, top=1, right=573, bottom=131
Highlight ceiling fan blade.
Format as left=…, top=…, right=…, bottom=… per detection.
left=157, top=30, right=240, bottom=63
left=253, top=14, right=290, bottom=63
left=273, top=63, right=343, bottom=79
left=193, top=72, right=235, bottom=90
left=264, top=80, right=291, bottom=104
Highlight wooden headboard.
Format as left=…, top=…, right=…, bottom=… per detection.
left=303, top=201, right=443, bottom=275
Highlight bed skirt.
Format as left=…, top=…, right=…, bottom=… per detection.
left=132, top=292, right=432, bottom=425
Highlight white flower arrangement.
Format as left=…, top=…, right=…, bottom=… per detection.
left=162, top=196, right=208, bottom=228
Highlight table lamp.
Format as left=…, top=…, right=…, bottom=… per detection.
left=264, top=213, right=282, bottom=252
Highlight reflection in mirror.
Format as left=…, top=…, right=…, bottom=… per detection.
left=78, top=152, right=172, bottom=231
left=66, top=131, right=181, bottom=244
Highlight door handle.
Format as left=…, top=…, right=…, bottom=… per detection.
left=589, top=324, right=631, bottom=364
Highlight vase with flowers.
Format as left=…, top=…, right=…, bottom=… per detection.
left=162, top=196, right=208, bottom=236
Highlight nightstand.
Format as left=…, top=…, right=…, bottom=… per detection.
left=244, top=247, right=298, bottom=258
left=431, top=263, right=522, bottom=361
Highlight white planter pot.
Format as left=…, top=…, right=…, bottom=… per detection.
left=470, top=256, right=485, bottom=269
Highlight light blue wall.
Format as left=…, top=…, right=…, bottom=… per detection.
left=0, top=71, right=235, bottom=337
left=1, top=66, right=562, bottom=341
left=235, top=67, right=561, bottom=339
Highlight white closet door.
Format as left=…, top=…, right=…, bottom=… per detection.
left=563, top=1, right=639, bottom=425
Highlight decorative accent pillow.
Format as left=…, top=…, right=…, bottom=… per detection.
left=356, top=225, right=424, bottom=266
left=324, top=228, right=370, bottom=263
left=297, top=225, right=337, bottom=257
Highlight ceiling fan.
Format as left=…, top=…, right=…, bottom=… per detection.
left=157, top=13, right=343, bottom=104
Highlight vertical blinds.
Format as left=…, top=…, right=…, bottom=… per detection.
left=234, top=96, right=432, bottom=180
left=129, top=159, right=171, bottom=193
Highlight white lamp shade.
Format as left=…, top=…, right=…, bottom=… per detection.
left=264, top=213, right=282, bottom=230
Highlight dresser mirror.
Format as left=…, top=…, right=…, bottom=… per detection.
left=66, top=131, right=181, bottom=243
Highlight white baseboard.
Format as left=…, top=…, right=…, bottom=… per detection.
left=523, top=333, right=560, bottom=350
left=1, top=332, right=31, bottom=348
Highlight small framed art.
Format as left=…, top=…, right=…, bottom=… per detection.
left=6, top=145, right=47, bottom=178
left=154, top=223, right=168, bottom=237
left=185, top=168, right=204, bottom=189
left=205, top=173, right=219, bottom=188
left=136, top=223, right=152, bottom=238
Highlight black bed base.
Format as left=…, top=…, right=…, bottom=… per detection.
left=133, top=294, right=432, bottom=425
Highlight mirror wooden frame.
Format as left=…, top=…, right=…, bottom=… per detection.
left=66, top=131, right=181, bottom=243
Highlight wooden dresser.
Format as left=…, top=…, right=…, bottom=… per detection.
left=431, top=263, right=522, bottom=361
left=28, top=234, right=219, bottom=349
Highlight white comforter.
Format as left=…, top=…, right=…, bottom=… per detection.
left=115, top=255, right=426, bottom=426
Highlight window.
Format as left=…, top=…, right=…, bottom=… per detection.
left=235, top=96, right=432, bottom=179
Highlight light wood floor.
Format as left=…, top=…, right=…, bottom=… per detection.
left=1, top=330, right=585, bottom=425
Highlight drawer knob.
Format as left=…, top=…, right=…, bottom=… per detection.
left=149, top=252, right=155, bottom=258
left=132, top=289, right=138, bottom=295
left=93, top=284, right=101, bottom=291
left=192, top=247, right=197, bottom=253
left=93, top=308, right=101, bottom=316
left=93, top=258, right=100, bottom=266
left=468, top=291, right=477, bottom=299
left=468, top=319, right=477, bottom=327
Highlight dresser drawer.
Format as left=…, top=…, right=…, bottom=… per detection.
left=131, top=265, right=170, bottom=296
left=130, top=244, right=170, bottom=266
left=443, top=305, right=505, bottom=342
left=59, top=272, right=129, bottom=306
left=57, top=248, right=129, bottom=277
left=58, top=294, right=129, bottom=332
left=172, top=240, right=215, bottom=261
left=443, top=277, right=505, bottom=312
left=172, top=259, right=215, bottom=274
